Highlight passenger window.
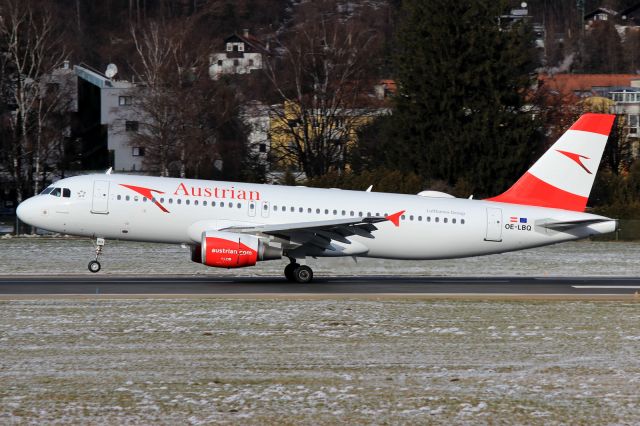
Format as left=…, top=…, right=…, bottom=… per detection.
left=435, top=217, right=440, bottom=223
left=324, top=209, right=329, bottom=214
left=194, top=200, right=199, bottom=206
left=228, top=203, right=233, bottom=208
left=177, top=199, right=181, bottom=205
left=125, top=195, right=130, bottom=201
left=203, top=201, right=207, bottom=206
left=410, top=215, right=414, bottom=221
left=418, top=216, right=422, bottom=221
left=263, top=204, right=268, bottom=210
left=142, top=197, right=147, bottom=202
left=117, top=195, right=122, bottom=200
left=186, top=199, right=190, bottom=205
left=134, top=196, right=139, bottom=202
left=168, top=198, right=173, bottom=204
left=160, top=197, right=165, bottom=203
left=350, top=211, right=354, bottom=216
left=444, top=218, right=448, bottom=223
left=238, top=203, right=242, bottom=208
left=50, top=188, right=61, bottom=197
left=461, top=219, right=465, bottom=224
left=342, top=210, right=346, bottom=215
left=273, top=205, right=277, bottom=211
left=282, top=206, right=286, bottom=212
left=359, top=212, right=363, bottom=217
left=427, top=216, right=431, bottom=222
left=220, top=202, right=225, bottom=207
left=212, top=201, right=216, bottom=207
left=307, top=208, right=312, bottom=213
left=299, top=207, right=303, bottom=213
left=316, top=208, right=320, bottom=214
left=452, top=218, right=456, bottom=224
left=401, top=215, right=406, bottom=220
left=290, top=206, right=294, bottom=212
left=333, top=209, right=337, bottom=215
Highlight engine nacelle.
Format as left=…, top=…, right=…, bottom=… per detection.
left=197, top=231, right=281, bottom=268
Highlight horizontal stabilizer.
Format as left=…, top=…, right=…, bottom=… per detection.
left=540, top=218, right=611, bottom=231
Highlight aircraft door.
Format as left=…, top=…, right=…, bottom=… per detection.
left=261, top=201, right=270, bottom=218
left=484, top=207, right=502, bottom=242
left=91, top=180, right=110, bottom=214
left=248, top=200, right=257, bottom=217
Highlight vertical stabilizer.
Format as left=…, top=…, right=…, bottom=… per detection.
left=487, top=113, right=615, bottom=211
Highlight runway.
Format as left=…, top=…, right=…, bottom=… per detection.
left=1, top=275, right=640, bottom=296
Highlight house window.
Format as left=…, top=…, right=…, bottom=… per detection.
left=238, top=43, right=244, bottom=52
left=132, top=147, right=145, bottom=156
left=226, top=43, right=232, bottom=51
left=233, top=59, right=239, bottom=66
left=217, top=60, right=223, bottom=66
left=119, top=96, right=133, bottom=106
left=126, top=120, right=139, bottom=131
left=248, top=59, right=254, bottom=66
left=259, top=143, right=266, bottom=152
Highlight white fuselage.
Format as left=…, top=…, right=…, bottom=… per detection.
left=16, top=174, right=616, bottom=261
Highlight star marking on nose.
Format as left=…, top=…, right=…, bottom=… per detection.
left=77, top=190, right=86, bottom=198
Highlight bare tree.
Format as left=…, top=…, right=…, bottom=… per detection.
left=263, top=0, right=383, bottom=178
left=0, top=0, right=68, bottom=202
left=126, top=19, right=248, bottom=179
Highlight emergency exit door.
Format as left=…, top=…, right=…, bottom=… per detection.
left=484, top=207, right=502, bottom=242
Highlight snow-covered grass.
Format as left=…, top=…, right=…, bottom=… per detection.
left=1, top=299, right=639, bottom=424
left=1, top=237, right=640, bottom=276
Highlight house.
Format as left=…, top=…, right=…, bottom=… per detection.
left=208, top=30, right=270, bottom=80
left=539, top=73, right=640, bottom=157
left=74, top=64, right=143, bottom=172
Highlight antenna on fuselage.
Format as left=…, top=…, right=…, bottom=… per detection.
left=106, top=167, right=113, bottom=175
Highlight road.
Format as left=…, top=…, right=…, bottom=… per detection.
left=1, top=275, right=640, bottom=296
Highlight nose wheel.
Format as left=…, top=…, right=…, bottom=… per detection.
left=284, top=259, right=313, bottom=283
left=88, top=238, right=105, bottom=273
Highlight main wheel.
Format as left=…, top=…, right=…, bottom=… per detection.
left=292, top=265, right=313, bottom=283
left=88, top=260, right=101, bottom=273
left=284, top=262, right=299, bottom=281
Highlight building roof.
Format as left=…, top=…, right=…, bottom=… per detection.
left=538, top=73, right=640, bottom=98
left=224, top=32, right=270, bottom=55
left=584, top=7, right=618, bottom=21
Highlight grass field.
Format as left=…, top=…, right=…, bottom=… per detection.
left=1, top=298, right=639, bottom=424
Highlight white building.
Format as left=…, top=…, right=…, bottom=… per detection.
left=209, top=30, right=269, bottom=80
left=74, top=65, right=144, bottom=172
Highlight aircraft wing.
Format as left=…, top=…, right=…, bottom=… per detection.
left=221, top=215, right=396, bottom=252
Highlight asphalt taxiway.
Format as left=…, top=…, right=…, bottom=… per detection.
left=0, top=275, right=640, bottom=297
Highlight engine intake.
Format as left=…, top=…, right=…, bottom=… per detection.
left=197, top=230, right=281, bottom=268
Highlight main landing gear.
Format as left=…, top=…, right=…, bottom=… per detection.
left=88, top=238, right=105, bottom=273
left=284, top=258, right=313, bottom=283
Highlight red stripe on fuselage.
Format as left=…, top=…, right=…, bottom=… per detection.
left=569, top=113, right=616, bottom=136
left=486, top=172, right=588, bottom=211
left=120, top=184, right=170, bottom=213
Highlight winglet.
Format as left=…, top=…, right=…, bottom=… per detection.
left=386, top=210, right=405, bottom=227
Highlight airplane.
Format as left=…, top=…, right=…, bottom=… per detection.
left=16, top=113, right=618, bottom=283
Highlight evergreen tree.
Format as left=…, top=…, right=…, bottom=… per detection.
left=385, top=0, right=542, bottom=196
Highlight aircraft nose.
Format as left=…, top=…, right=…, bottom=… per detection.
left=16, top=197, right=39, bottom=227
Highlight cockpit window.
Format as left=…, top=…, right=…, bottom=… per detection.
left=62, top=188, right=71, bottom=198
left=40, top=187, right=53, bottom=195
left=50, top=188, right=62, bottom=197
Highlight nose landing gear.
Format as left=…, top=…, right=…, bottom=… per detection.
left=88, top=238, right=105, bottom=273
left=284, top=258, right=313, bottom=283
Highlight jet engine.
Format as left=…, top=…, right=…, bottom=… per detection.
left=192, top=230, right=281, bottom=268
